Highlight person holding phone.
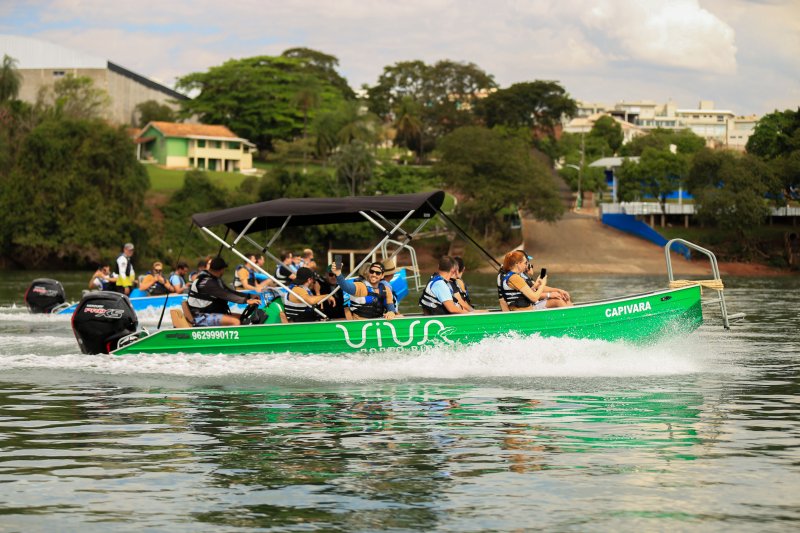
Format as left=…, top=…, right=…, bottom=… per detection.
left=524, top=259, right=571, bottom=308
left=498, top=251, right=550, bottom=311
left=330, top=260, right=397, bottom=320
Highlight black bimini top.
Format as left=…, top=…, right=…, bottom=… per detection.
left=192, top=190, right=446, bottom=234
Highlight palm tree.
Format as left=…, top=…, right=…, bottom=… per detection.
left=393, top=96, right=423, bottom=162
left=292, top=76, right=321, bottom=171
left=0, top=55, right=22, bottom=103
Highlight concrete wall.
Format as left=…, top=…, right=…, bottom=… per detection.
left=17, top=66, right=184, bottom=126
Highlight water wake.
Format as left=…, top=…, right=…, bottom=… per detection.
left=0, top=332, right=722, bottom=384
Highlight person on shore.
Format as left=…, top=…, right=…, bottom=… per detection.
left=168, top=262, right=190, bottom=293
left=89, top=263, right=117, bottom=291
left=331, top=261, right=397, bottom=320
left=186, top=257, right=260, bottom=326
left=139, top=261, right=177, bottom=295
left=115, top=243, right=136, bottom=295
left=419, top=256, right=470, bottom=315
left=283, top=267, right=333, bottom=322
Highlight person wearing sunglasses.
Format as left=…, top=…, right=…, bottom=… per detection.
left=330, top=261, right=397, bottom=320
left=139, top=261, right=176, bottom=296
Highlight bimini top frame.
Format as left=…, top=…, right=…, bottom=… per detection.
left=191, top=191, right=446, bottom=319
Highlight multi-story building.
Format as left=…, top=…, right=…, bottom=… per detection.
left=1, top=34, right=187, bottom=126
left=569, top=98, right=758, bottom=150
left=136, top=122, right=255, bottom=172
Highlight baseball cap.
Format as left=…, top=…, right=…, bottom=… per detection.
left=209, top=256, right=228, bottom=270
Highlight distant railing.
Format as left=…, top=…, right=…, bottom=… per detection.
left=601, top=202, right=800, bottom=217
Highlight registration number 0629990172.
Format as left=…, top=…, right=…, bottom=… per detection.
left=190, top=330, right=240, bottom=341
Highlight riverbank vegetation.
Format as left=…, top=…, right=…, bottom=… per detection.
left=1, top=49, right=797, bottom=270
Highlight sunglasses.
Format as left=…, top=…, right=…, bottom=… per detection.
left=368, top=269, right=384, bottom=275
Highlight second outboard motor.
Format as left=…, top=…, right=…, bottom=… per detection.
left=72, top=291, right=138, bottom=354
left=24, top=278, right=66, bottom=313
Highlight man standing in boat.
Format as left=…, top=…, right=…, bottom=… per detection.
left=330, top=261, right=397, bottom=320
left=115, top=243, right=136, bottom=296
left=186, top=257, right=261, bottom=326
left=419, top=256, right=470, bottom=315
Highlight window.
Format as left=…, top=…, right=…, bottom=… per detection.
left=197, top=140, right=206, bottom=148
left=53, top=71, right=65, bottom=77
left=228, top=141, right=239, bottom=150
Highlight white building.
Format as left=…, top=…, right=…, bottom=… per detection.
left=1, top=34, right=188, bottom=126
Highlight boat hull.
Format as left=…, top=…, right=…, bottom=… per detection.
left=58, top=293, right=188, bottom=315
left=113, top=285, right=703, bottom=355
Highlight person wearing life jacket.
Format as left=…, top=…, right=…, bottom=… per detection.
left=283, top=267, right=332, bottom=323
left=115, top=243, right=136, bottom=295
left=140, top=261, right=177, bottom=296
left=234, top=253, right=268, bottom=292
left=497, top=250, right=549, bottom=311
left=331, top=261, right=397, bottom=320
left=186, top=256, right=261, bottom=326
left=523, top=258, right=572, bottom=308
left=449, top=256, right=474, bottom=312
left=418, top=256, right=471, bottom=316
left=168, top=262, right=190, bottom=294
left=189, top=256, right=212, bottom=283
left=275, top=250, right=297, bottom=286
left=89, top=263, right=118, bottom=291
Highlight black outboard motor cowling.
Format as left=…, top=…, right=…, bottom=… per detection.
left=24, top=278, right=66, bottom=313
left=72, top=291, right=139, bottom=354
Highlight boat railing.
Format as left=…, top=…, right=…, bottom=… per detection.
left=381, top=239, right=422, bottom=291
left=664, top=238, right=744, bottom=329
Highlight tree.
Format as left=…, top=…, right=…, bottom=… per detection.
left=176, top=55, right=347, bottom=150
left=589, top=115, right=624, bottom=154
left=620, top=127, right=705, bottom=157
left=281, top=47, right=355, bottom=100
left=39, top=75, right=110, bottom=120
left=333, top=140, right=376, bottom=196
left=686, top=149, right=782, bottom=254
left=292, top=75, right=322, bottom=170
left=0, top=54, right=22, bottom=103
left=134, top=99, right=177, bottom=127
left=435, top=126, right=563, bottom=238
left=616, top=147, right=688, bottom=213
left=476, top=80, right=577, bottom=138
left=746, top=108, right=800, bottom=194
left=0, top=118, right=149, bottom=266
left=393, top=96, right=423, bottom=159
left=366, top=59, right=496, bottom=156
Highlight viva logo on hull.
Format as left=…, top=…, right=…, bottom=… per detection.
left=336, top=319, right=456, bottom=350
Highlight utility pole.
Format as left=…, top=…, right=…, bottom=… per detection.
left=578, top=131, right=585, bottom=210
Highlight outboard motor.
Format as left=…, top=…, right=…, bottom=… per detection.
left=72, top=291, right=139, bottom=354
left=24, top=278, right=66, bottom=313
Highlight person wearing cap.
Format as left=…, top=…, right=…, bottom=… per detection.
left=116, top=243, right=136, bottom=295
left=284, top=267, right=333, bottom=322
left=186, top=256, right=261, bottom=326
left=140, top=261, right=177, bottom=295
left=330, top=261, right=397, bottom=320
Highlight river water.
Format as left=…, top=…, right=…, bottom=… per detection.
left=0, top=271, right=798, bottom=531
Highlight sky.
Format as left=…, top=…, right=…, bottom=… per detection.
left=1, top=0, right=798, bottom=116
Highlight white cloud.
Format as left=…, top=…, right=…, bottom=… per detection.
left=4, top=0, right=796, bottom=114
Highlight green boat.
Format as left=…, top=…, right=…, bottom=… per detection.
left=71, top=191, right=735, bottom=355
left=113, top=285, right=703, bottom=355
